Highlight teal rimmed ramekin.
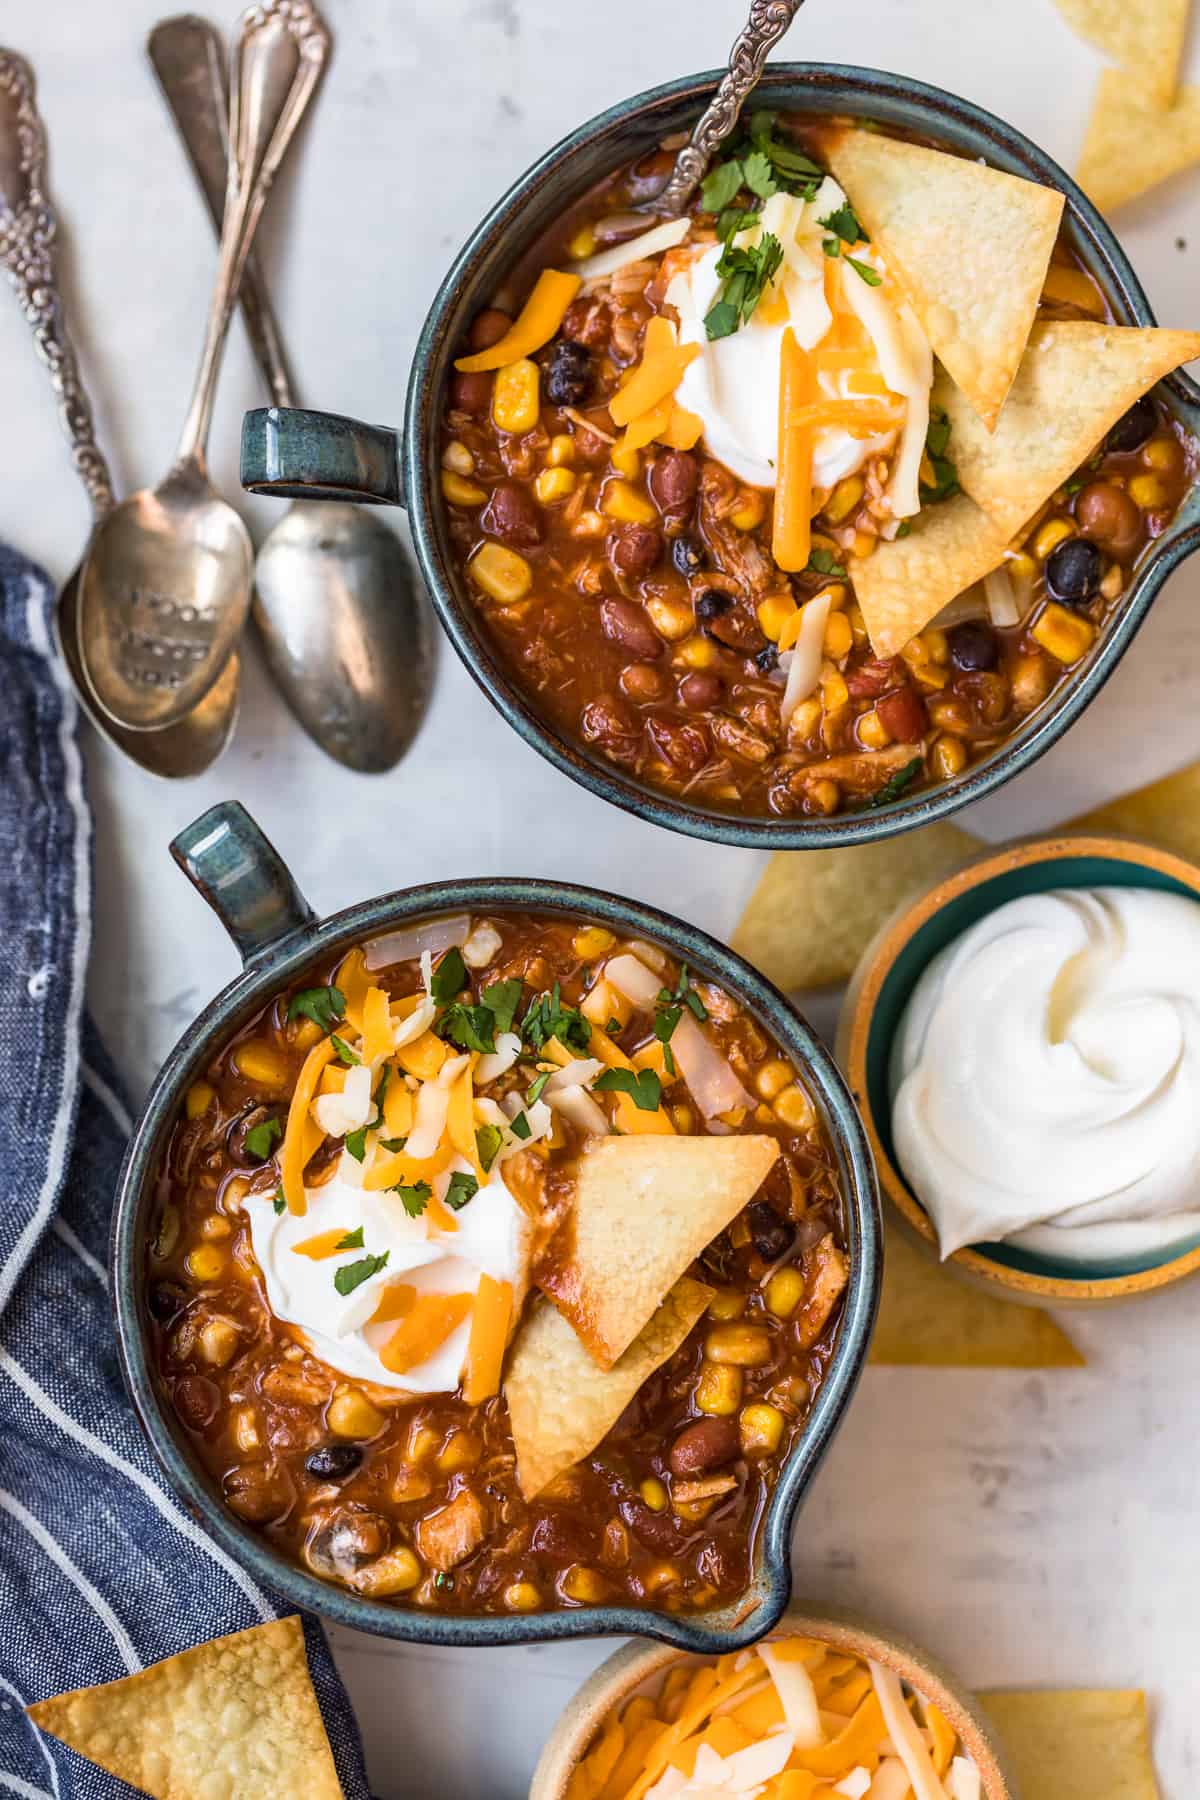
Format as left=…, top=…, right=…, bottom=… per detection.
left=836, top=831, right=1200, bottom=1307
left=110, top=801, right=881, bottom=1649
left=240, top=64, right=1200, bottom=849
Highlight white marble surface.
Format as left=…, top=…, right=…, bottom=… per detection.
left=5, top=0, right=1200, bottom=1792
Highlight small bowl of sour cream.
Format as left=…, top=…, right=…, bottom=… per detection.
left=837, top=833, right=1200, bottom=1305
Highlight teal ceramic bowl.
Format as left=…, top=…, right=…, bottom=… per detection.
left=240, top=64, right=1200, bottom=848
left=110, top=801, right=881, bottom=1648
left=837, top=832, right=1200, bottom=1306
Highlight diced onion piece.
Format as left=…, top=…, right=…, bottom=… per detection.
left=780, top=592, right=832, bottom=725
left=392, top=995, right=437, bottom=1048
left=365, top=915, right=471, bottom=972
left=547, top=1083, right=610, bottom=1137
left=867, top=1663, right=950, bottom=1800
left=945, top=1757, right=982, bottom=1800
left=475, top=1031, right=522, bottom=1086
left=312, top=1063, right=374, bottom=1139
left=868, top=1760, right=916, bottom=1800
left=574, top=216, right=690, bottom=281
left=983, top=565, right=1021, bottom=627
left=462, top=921, right=502, bottom=968
left=761, top=1642, right=824, bottom=1750
left=543, top=1057, right=604, bottom=1093
left=835, top=1770, right=874, bottom=1799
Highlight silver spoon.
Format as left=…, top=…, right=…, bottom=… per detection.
left=0, top=47, right=239, bottom=777
left=77, top=0, right=329, bottom=734
left=151, top=14, right=431, bottom=773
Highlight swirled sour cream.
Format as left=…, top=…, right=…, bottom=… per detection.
left=890, top=887, right=1200, bottom=1264
left=245, top=1160, right=529, bottom=1392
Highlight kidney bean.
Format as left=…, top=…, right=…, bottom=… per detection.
left=580, top=696, right=641, bottom=765
left=561, top=296, right=611, bottom=349
left=1075, top=481, right=1141, bottom=558
left=646, top=715, right=709, bottom=772
left=619, top=1497, right=689, bottom=1555
left=669, top=1416, right=740, bottom=1476
left=621, top=662, right=670, bottom=703
left=649, top=450, right=699, bottom=516
left=482, top=481, right=544, bottom=548
left=531, top=1511, right=599, bottom=1560
left=678, top=671, right=725, bottom=710
left=147, top=1280, right=188, bottom=1323
left=448, top=369, right=494, bottom=416
left=174, top=1375, right=219, bottom=1430
left=846, top=656, right=902, bottom=700
left=608, top=524, right=663, bottom=579
left=601, top=596, right=663, bottom=660
left=707, top=607, right=768, bottom=657
left=876, top=684, right=928, bottom=742
left=468, top=307, right=513, bottom=352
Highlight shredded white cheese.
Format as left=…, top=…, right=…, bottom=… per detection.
left=574, top=216, right=690, bottom=281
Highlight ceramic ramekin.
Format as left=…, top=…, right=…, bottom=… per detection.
left=836, top=832, right=1200, bottom=1307
left=239, top=63, right=1200, bottom=849
left=110, top=800, right=881, bottom=1649
left=530, top=1606, right=1017, bottom=1799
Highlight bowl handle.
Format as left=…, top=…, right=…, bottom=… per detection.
left=170, top=801, right=318, bottom=966
left=240, top=405, right=404, bottom=505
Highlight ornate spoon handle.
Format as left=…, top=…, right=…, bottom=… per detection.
left=0, top=49, right=115, bottom=517
left=655, top=0, right=805, bottom=217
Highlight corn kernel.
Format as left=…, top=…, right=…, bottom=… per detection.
left=847, top=602, right=869, bottom=648
left=821, top=668, right=849, bottom=713
left=765, top=1268, right=805, bottom=1319
left=825, top=474, right=864, bottom=524
left=468, top=541, right=532, bottom=605
left=437, top=1429, right=481, bottom=1474
left=695, top=1360, right=743, bottom=1414
left=1031, top=601, right=1097, bottom=666
left=1033, top=517, right=1075, bottom=561
left=185, top=1245, right=225, bottom=1283
left=670, top=1104, right=694, bottom=1134
left=200, top=1213, right=232, bottom=1241
left=185, top=1081, right=214, bottom=1120
left=568, top=223, right=597, bottom=260
left=391, top=1466, right=432, bottom=1504
left=823, top=611, right=853, bottom=661
left=931, top=733, right=968, bottom=780
left=754, top=1060, right=792, bottom=1101
left=572, top=927, right=614, bottom=963
left=754, top=1103, right=775, bottom=1125
left=354, top=1547, right=422, bottom=1597
left=231, top=1405, right=261, bottom=1454
left=534, top=466, right=577, bottom=504
left=922, top=626, right=950, bottom=664
left=292, top=1017, right=323, bottom=1049
left=642, top=1563, right=680, bottom=1595
left=572, top=509, right=606, bottom=538
left=674, top=633, right=718, bottom=669
left=602, top=479, right=657, bottom=525
left=491, top=357, right=540, bottom=434
left=757, top=593, right=798, bottom=642
left=857, top=709, right=891, bottom=751
left=640, top=1476, right=669, bottom=1512
left=611, top=440, right=640, bottom=480
left=646, top=595, right=694, bottom=641
left=705, top=1324, right=772, bottom=1367
left=775, top=1084, right=816, bottom=1131
left=1007, top=551, right=1037, bottom=584
left=674, top=1497, right=719, bottom=1525
left=816, top=582, right=848, bottom=612
left=1142, top=436, right=1183, bottom=474
left=198, top=1316, right=241, bottom=1367
left=504, top=1580, right=543, bottom=1612
left=561, top=1564, right=607, bottom=1604
left=441, top=469, right=487, bottom=506
left=546, top=433, right=576, bottom=466
left=707, top=1287, right=746, bottom=1322
left=327, top=1389, right=386, bottom=1441
left=809, top=778, right=841, bottom=816
left=1100, top=563, right=1124, bottom=600
left=232, top=1039, right=290, bottom=1091
left=729, top=490, right=766, bottom=532
left=852, top=531, right=877, bottom=560
left=442, top=440, right=474, bottom=476
left=1128, top=472, right=1170, bottom=510
left=407, top=1423, right=440, bottom=1464
left=740, top=1402, right=786, bottom=1457
left=787, top=696, right=822, bottom=743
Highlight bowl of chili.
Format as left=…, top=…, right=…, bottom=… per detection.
left=111, top=800, right=881, bottom=1647
left=240, top=64, right=1200, bottom=848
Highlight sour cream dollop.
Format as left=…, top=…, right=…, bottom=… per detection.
left=890, top=887, right=1200, bottom=1264
left=245, top=1160, right=528, bottom=1392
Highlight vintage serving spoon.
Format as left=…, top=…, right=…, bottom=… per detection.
left=151, top=14, right=431, bottom=773
left=77, top=0, right=329, bottom=734
left=0, top=47, right=239, bottom=777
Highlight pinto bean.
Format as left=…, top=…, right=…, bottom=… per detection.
left=621, top=662, right=670, bottom=703
left=649, top=450, right=699, bottom=516
left=608, top=524, right=663, bottom=578
left=468, top=307, right=513, bottom=351
left=678, top=671, right=725, bottom=710
left=482, top=481, right=544, bottom=548
left=1075, top=481, right=1141, bottom=558
left=223, top=1462, right=293, bottom=1525
left=647, top=715, right=709, bottom=772
left=601, top=596, right=663, bottom=660
left=581, top=695, right=641, bottom=765
left=669, top=1416, right=740, bottom=1476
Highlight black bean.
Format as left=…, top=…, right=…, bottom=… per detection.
left=305, top=1443, right=365, bottom=1482
left=746, top=1199, right=794, bottom=1262
left=754, top=644, right=780, bottom=674
left=1046, top=537, right=1102, bottom=606
left=147, top=1280, right=187, bottom=1323
left=949, top=620, right=999, bottom=673
left=694, top=589, right=732, bottom=624
left=1105, top=396, right=1157, bottom=454
left=671, top=534, right=706, bottom=576
left=545, top=339, right=592, bottom=407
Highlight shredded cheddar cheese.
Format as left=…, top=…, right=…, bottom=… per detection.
left=462, top=1274, right=513, bottom=1404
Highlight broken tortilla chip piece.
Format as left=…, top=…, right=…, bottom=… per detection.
left=1074, top=759, right=1200, bottom=861
left=939, top=320, right=1200, bottom=538
left=824, top=127, right=1063, bottom=428
left=537, top=1133, right=779, bottom=1368
left=1055, top=0, right=1187, bottom=110
left=977, top=1689, right=1160, bottom=1800
left=1078, top=69, right=1200, bottom=213
left=26, top=1616, right=343, bottom=1800
left=506, top=1277, right=713, bottom=1498
left=852, top=494, right=1010, bottom=657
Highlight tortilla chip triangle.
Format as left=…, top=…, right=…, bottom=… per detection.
left=824, top=128, right=1063, bottom=428
left=537, top=1133, right=780, bottom=1368
left=852, top=494, right=1010, bottom=657
left=1079, top=69, right=1200, bottom=212
left=977, top=1689, right=1159, bottom=1799
left=27, top=1616, right=343, bottom=1800
left=1056, top=0, right=1188, bottom=110
left=939, top=320, right=1200, bottom=537
left=506, top=1277, right=713, bottom=1498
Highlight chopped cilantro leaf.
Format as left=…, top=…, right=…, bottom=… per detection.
left=476, top=1123, right=503, bottom=1172
left=606, top=1017, right=624, bottom=1038
left=434, top=1571, right=454, bottom=1591
left=378, top=1135, right=407, bottom=1152
left=653, top=1011, right=678, bottom=1078
left=482, top=977, right=523, bottom=1035
left=846, top=255, right=882, bottom=287
left=526, top=1069, right=552, bottom=1106
left=717, top=204, right=761, bottom=242
left=344, top=1124, right=370, bottom=1162
left=919, top=408, right=960, bottom=506
left=741, top=148, right=777, bottom=199
left=336, top=1227, right=364, bottom=1250
left=821, top=235, right=841, bottom=258
left=745, top=109, right=825, bottom=193
left=704, top=231, right=784, bottom=341
left=819, top=201, right=865, bottom=246
left=509, top=1110, right=532, bottom=1141
left=333, top=1251, right=389, bottom=1296
left=389, top=1181, right=432, bottom=1219
left=430, top=947, right=467, bottom=1005
left=445, top=1171, right=479, bottom=1211
left=286, top=985, right=345, bottom=1032
left=521, top=985, right=591, bottom=1055
left=594, top=1066, right=662, bottom=1112
left=374, top=1063, right=391, bottom=1108
left=700, top=156, right=746, bottom=214
left=273, top=1186, right=286, bottom=1216
left=807, top=547, right=847, bottom=579
left=894, top=519, right=912, bottom=538
left=330, top=1034, right=360, bottom=1066
left=437, top=1002, right=497, bottom=1055
left=244, top=1116, right=282, bottom=1161
left=868, top=756, right=923, bottom=809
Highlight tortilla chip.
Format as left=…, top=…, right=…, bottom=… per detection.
left=940, top=321, right=1200, bottom=538
left=824, top=128, right=1063, bottom=428
left=978, top=1690, right=1160, bottom=1799
left=538, top=1134, right=779, bottom=1367
left=27, top=1616, right=343, bottom=1800
left=870, top=1226, right=1084, bottom=1367
left=1074, top=758, right=1200, bottom=859
left=1056, top=0, right=1187, bottom=109
left=733, top=824, right=978, bottom=993
left=853, top=494, right=1010, bottom=657
left=506, top=1277, right=713, bottom=1498
left=1079, top=68, right=1200, bottom=212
